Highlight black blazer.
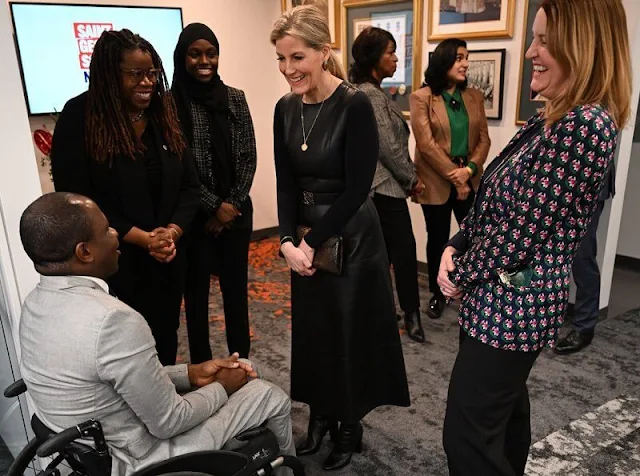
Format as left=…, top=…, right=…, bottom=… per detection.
left=50, top=92, right=200, bottom=237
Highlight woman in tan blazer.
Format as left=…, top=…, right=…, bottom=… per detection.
left=410, top=38, right=490, bottom=319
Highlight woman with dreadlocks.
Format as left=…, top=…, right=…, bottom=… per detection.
left=172, top=23, right=257, bottom=363
left=50, top=29, right=200, bottom=366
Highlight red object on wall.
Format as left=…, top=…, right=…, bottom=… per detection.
left=33, top=127, right=53, bottom=156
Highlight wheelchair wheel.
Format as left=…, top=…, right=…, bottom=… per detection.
left=7, top=438, right=41, bottom=476
left=6, top=437, right=92, bottom=476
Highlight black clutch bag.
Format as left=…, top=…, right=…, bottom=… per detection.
left=296, top=225, right=344, bottom=275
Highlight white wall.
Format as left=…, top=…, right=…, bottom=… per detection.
left=617, top=140, right=640, bottom=260
left=13, top=0, right=290, bottom=231
left=617, top=0, right=640, bottom=261
left=598, top=0, right=640, bottom=307
left=0, top=0, right=46, bottom=458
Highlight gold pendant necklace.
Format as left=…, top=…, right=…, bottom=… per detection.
left=300, top=96, right=326, bottom=152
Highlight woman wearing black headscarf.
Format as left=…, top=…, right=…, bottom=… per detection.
left=172, top=23, right=257, bottom=362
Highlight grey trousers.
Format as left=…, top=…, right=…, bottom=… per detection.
left=172, top=378, right=295, bottom=475
left=116, top=376, right=295, bottom=476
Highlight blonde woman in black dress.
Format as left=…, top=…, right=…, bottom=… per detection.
left=271, top=5, right=410, bottom=471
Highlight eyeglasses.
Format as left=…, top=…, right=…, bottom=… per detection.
left=121, top=68, right=161, bottom=83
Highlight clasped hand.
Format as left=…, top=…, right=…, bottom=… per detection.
left=204, top=203, right=241, bottom=238
left=410, top=178, right=426, bottom=197
left=281, top=239, right=316, bottom=276
left=147, top=227, right=177, bottom=263
left=437, top=246, right=463, bottom=300
left=188, top=352, right=258, bottom=396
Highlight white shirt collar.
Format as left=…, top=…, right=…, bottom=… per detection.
left=69, top=275, right=109, bottom=294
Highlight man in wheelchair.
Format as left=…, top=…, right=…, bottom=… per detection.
left=17, top=192, right=295, bottom=475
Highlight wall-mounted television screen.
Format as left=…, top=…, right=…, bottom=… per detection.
left=9, top=3, right=183, bottom=115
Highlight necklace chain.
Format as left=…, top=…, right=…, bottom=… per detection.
left=300, top=96, right=326, bottom=152
left=131, top=110, right=145, bottom=123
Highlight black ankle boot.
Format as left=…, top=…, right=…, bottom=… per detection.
left=404, top=309, right=425, bottom=343
left=296, top=414, right=338, bottom=456
left=322, top=422, right=363, bottom=470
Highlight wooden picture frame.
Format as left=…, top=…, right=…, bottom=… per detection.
left=428, top=48, right=506, bottom=120
left=428, top=0, right=515, bottom=41
left=467, top=49, right=506, bottom=120
left=281, top=0, right=341, bottom=48
left=515, top=0, right=545, bottom=125
left=342, top=0, right=424, bottom=117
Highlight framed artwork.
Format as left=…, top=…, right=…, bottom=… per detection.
left=428, top=48, right=506, bottom=120
left=281, top=0, right=341, bottom=48
left=467, top=49, right=505, bottom=120
left=428, top=0, right=516, bottom=41
left=516, top=0, right=545, bottom=124
left=342, top=0, right=424, bottom=116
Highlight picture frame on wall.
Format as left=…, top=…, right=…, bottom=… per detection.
left=342, top=0, right=424, bottom=116
left=428, top=48, right=506, bottom=120
left=281, top=0, right=341, bottom=48
left=516, top=0, right=545, bottom=124
left=467, top=49, right=506, bottom=120
left=428, top=0, right=516, bottom=41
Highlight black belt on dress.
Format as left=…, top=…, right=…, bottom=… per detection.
left=300, top=190, right=342, bottom=205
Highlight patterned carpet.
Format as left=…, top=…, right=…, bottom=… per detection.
left=174, top=236, right=640, bottom=476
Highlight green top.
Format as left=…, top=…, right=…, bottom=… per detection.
left=442, top=87, right=469, bottom=159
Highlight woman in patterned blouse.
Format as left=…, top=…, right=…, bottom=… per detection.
left=437, top=1, right=632, bottom=474
left=172, top=23, right=257, bottom=362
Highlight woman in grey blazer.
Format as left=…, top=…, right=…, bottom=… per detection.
left=351, top=27, right=425, bottom=343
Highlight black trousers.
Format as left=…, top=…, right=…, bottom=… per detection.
left=372, top=193, right=420, bottom=313
left=421, top=186, right=474, bottom=295
left=110, top=246, right=187, bottom=366
left=444, top=331, right=541, bottom=476
left=572, top=200, right=605, bottom=333
left=184, top=217, right=252, bottom=363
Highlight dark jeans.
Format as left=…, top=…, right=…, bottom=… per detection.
left=421, top=185, right=474, bottom=296
left=184, top=216, right=252, bottom=363
left=372, top=193, right=420, bottom=313
left=444, top=332, right=541, bottom=476
left=572, top=200, right=605, bottom=333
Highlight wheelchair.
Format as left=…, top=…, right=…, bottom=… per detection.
left=4, top=379, right=305, bottom=476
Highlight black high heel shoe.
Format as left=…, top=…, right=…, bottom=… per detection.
left=322, top=422, right=363, bottom=471
left=296, top=414, right=338, bottom=456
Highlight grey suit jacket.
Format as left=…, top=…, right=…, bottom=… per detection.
left=357, top=82, right=416, bottom=198
left=19, top=276, right=229, bottom=475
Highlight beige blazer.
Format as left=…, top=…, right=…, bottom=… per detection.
left=410, top=86, right=491, bottom=205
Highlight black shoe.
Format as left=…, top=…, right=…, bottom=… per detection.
left=404, top=310, right=425, bottom=343
left=323, top=422, right=363, bottom=471
left=554, top=330, right=594, bottom=355
left=296, top=413, right=338, bottom=456
left=426, top=295, right=446, bottom=319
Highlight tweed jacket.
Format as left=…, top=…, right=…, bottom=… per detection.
left=191, top=86, right=257, bottom=213
left=410, top=85, right=491, bottom=205
left=357, top=82, right=416, bottom=198
left=19, top=275, right=229, bottom=475
left=448, top=104, right=618, bottom=352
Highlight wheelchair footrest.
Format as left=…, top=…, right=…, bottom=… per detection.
left=233, top=427, right=280, bottom=472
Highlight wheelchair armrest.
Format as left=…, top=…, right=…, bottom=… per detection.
left=235, top=426, right=270, bottom=441
left=37, top=419, right=108, bottom=457
left=4, top=379, right=27, bottom=398
left=37, top=426, right=82, bottom=457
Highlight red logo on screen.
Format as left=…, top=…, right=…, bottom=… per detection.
left=74, top=23, right=113, bottom=70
